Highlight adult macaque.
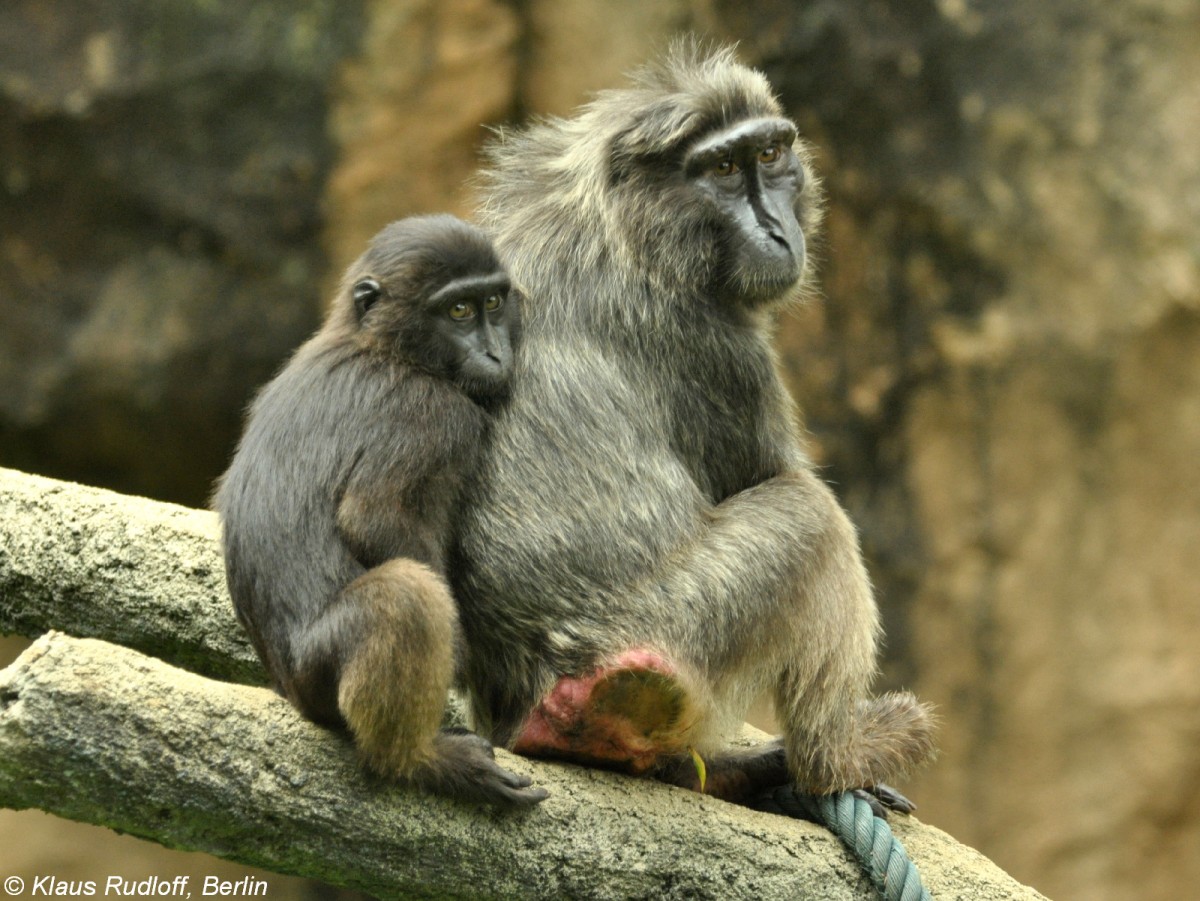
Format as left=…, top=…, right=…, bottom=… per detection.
left=454, top=46, right=935, bottom=807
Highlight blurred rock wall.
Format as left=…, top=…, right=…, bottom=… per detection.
left=2, top=2, right=1198, bottom=900
left=741, top=5, right=1200, bottom=900
left=0, top=0, right=362, bottom=503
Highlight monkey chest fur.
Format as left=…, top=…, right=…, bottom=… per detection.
left=652, top=319, right=785, bottom=505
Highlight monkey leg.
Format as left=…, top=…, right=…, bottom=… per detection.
left=776, top=660, right=937, bottom=798
left=635, top=471, right=936, bottom=795
left=513, top=648, right=707, bottom=773
left=300, top=559, right=546, bottom=806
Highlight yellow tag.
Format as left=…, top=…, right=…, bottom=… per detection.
left=689, top=747, right=707, bottom=794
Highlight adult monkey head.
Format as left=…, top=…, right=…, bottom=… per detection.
left=613, top=98, right=816, bottom=311
left=480, top=46, right=821, bottom=321
left=457, top=44, right=934, bottom=807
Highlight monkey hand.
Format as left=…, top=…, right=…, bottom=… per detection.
left=419, top=729, right=549, bottom=807
left=512, top=649, right=701, bottom=773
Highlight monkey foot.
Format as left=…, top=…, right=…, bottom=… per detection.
left=855, top=783, right=916, bottom=817
left=513, top=649, right=695, bottom=773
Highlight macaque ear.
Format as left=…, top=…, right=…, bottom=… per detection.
left=352, top=278, right=382, bottom=319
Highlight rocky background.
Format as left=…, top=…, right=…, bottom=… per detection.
left=1, top=2, right=1197, bottom=900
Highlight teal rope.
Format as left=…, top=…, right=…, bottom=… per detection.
left=753, top=787, right=931, bottom=901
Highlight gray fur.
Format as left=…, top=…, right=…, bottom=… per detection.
left=454, top=44, right=935, bottom=793
left=215, top=215, right=545, bottom=806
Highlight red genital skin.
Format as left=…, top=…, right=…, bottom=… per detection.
left=512, top=649, right=919, bottom=815
left=513, top=648, right=696, bottom=774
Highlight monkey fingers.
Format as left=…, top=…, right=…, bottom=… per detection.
left=513, top=649, right=699, bottom=773
left=420, top=730, right=549, bottom=807
left=854, top=783, right=916, bottom=817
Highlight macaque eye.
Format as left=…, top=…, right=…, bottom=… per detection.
left=758, top=144, right=783, bottom=165
left=449, top=302, right=476, bottom=321
left=713, top=158, right=739, bottom=177
left=484, top=293, right=504, bottom=313
left=352, top=278, right=382, bottom=314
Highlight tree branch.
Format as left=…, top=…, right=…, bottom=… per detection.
left=0, top=467, right=1046, bottom=900
left=0, top=467, right=260, bottom=684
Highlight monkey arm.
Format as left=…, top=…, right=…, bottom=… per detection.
left=633, top=353, right=879, bottom=674
left=333, top=394, right=478, bottom=572
left=612, top=466, right=937, bottom=795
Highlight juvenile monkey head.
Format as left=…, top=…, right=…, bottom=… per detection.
left=338, top=215, right=521, bottom=402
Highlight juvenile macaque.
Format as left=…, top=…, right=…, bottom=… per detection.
left=215, top=215, right=544, bottom=807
